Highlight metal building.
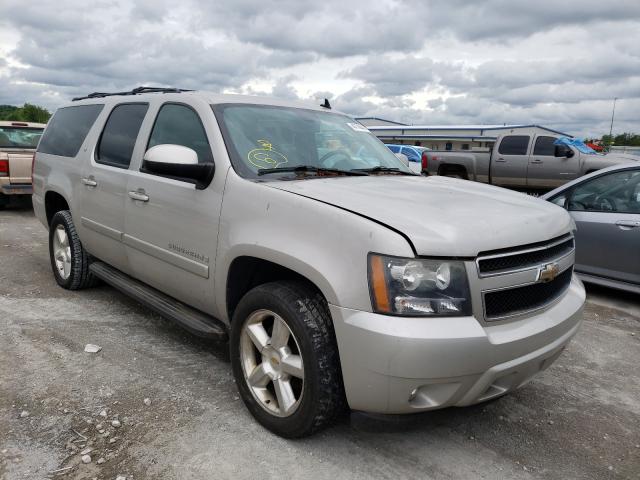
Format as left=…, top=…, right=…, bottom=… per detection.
left=356, top=117, right=573, bottom=151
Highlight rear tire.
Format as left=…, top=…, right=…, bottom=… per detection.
left=48, top=210, right=98, bottom=289
left=230, top=281, right=345, bottom=438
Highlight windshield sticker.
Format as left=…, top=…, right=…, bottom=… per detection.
left=248, top=139, right=289, bottom=169
left=347, top=122, right=370, bottom=133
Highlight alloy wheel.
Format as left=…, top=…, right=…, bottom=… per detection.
left=239, top=309, right=305, bottom=417
left=52, top=225, right=71, bottom=280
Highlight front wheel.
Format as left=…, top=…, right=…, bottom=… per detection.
left=230, top=281, right=345, bottom=438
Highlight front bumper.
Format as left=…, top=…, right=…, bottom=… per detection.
left=330, top=275, right=585, bottom=414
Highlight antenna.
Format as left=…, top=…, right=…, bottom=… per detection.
left=320, top=98, right=331, bottom=109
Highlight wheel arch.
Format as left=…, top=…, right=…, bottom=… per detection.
left=224, top=254, right=337, bottom=324
left=438, top=163, right=469, bottom=179
left=44, top=190, right=71, bottom=227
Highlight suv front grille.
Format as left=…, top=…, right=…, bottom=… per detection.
left=484, top=268, right=573, bottom=320
left=477, top=236, right=574, bottom=275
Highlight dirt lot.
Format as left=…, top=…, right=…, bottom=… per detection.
left=1, top=203, right=639, bottom=480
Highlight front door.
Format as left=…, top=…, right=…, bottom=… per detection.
left=490, top=135, right=530, bottom=188
left=79, top=103, right=149, bottom=273
left=124, top=102, right=223, bottom=314
left=527, top=135, right=580, bottom=189
left=568, top=168, right=640, bottom=285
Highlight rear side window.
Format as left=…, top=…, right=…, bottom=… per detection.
left=96, top=103, right=149, bottom=168
left=148, top=104, right=212, bottom=163
left=498, top=135, right=530, bottom=155
left=533, top=136, right=557, bottom=156
left=38, top=105, right=104, bottom=157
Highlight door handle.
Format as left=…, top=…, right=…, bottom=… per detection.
left=615, top=220, right=640, bottom=229
left=495, top=158, right=506, bottom=163
left=531, top=159, right=543, bottom=164
left=128, top=190, right=149, bottom=202
left=81, top=177, right=97, bottom=187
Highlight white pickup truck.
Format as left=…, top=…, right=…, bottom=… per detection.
left=423, top=132, right=637, bottom=190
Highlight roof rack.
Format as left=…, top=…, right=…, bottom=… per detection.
left=72, top=86, right=193, bottom=102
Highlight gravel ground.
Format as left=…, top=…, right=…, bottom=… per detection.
left=1, top=203, right=639, bottom=480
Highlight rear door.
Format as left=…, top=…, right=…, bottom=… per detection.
left=490, top=135, right=530, bottom=187
left=79, top=103, right=149, bottom=272
left=567, top=168, right=640, bottom=285
left=124, top=102, right=223, bottom=314
left=527, top=135, right=580, bottom=189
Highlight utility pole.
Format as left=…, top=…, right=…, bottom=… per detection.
left=608, top=97, right=617, bottom=150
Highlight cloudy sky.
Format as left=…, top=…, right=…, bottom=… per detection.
left=1, top=0, right=639, bottom=137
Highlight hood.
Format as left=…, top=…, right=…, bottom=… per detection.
left=604, top=153, right=640, bottom=162
left=586, top=152, right=640, bottom=168
left=266, top=175, right=572, bottom=257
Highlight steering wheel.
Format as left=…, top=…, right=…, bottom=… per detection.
left=319, top=149, right=352, bottom=168
left=595, top=196, right=617, bottom=211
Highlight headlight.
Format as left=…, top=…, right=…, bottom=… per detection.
left=368, top=254, right=471, bottom=316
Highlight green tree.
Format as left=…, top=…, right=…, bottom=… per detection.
left=0, top=103, right=51, bottom=123
left=20, top=103, right=51, bottom=123
left=613, top=132, right=640, bottom=146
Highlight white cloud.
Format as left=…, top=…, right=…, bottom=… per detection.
left=0, top=0, right=639, bottom=137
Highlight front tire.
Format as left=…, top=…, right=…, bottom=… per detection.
left=230, top=281, right=345, bottom=438
left=48, top=210, right=98, bottom=289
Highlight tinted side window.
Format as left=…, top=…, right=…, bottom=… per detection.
left=533, top=136, right=557, bottom=156
left=498, top=135, right=530, bottom=155
left=38, top=105, right=104, bottom=157
left=569, top=170, right=640, bottom=214
left=148, top=104, right=212, bottom=163
left=96, top=103, right=148, bottom=168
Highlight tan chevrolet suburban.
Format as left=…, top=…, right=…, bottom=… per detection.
left=33, top=87, right=585, bottom=437
left=0, top=121, right=46, bottom=208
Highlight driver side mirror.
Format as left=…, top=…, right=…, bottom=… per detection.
left=141, top=144, right=215, bottom=190
left=554, top=145, right=574, bottom=158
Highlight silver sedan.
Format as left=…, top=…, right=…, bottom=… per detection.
left=542, top=163, right=640, bottom=293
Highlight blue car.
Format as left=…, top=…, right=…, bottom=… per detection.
left=385, top=144, right=429, bottom=163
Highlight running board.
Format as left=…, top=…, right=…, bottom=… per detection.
left=89, top=262, right=227, bottom=341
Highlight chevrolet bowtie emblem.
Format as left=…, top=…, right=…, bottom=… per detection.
left=537, top=262, right=560, bottom=283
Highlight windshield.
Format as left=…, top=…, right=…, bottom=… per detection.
left=554, top=136, right=597, bottom=155
left=212, top=104, right=412, bottom=179
left=0, top=126, right=44, bottom=149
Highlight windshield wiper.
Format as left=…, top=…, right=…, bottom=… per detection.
left=257, top=165, right=368, bottom=176
left=351, top=166, right=418, bottom=175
